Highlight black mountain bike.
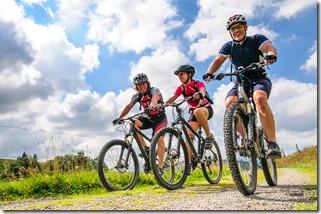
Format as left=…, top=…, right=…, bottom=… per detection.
left=149, top=99, right=222, bottom=190
left=209, top=61, right=277, bottom=196
left=97, top=112, right=154, bottom=191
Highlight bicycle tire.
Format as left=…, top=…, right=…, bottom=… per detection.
left=259, top=128, right=277, bottom=186
left=224, top=103, right=257, bottom=196
left=97, top=139, right=139, bottom=191
left=150, top=127, right=189, bottom=190
left=201, top=138, right=223, bottom=184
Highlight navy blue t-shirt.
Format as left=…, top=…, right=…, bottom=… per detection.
left=219, top=34, right=269, bottom=79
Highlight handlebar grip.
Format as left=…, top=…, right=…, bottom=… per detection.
left=202, top=73, right=214, bottom=80
left=264, top=55, right=277, bottom=62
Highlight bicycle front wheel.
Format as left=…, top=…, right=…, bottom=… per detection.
left=201, top=139, right=223, bottom=184
left=259, top=127, right=277, bottom=186
left=150, top=127, right=189, bottom=190
left=97, top=139, right=139, bottom=191
left=224, top=103, right=257, bottom=196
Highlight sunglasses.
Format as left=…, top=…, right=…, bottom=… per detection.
left=137, top=82, right=146, bottom=86
left=229, top=24, right=244, bottom=32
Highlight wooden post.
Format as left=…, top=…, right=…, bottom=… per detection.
left=296, top=144, right=301, bottom=152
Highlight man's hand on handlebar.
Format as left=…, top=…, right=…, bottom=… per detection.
left=202, top=73, right=214, bottom=82
left=203, top=73, right=224, bottom=81
left=264, top=55, right=277, bottom=65
left=112, top=118, right=120, bottom=125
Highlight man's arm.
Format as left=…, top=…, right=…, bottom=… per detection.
left=261, top=41, right=277, bottom=64
left=117, top=102, right=135, bottom=119
left=204, top=55, right=226, bottom=82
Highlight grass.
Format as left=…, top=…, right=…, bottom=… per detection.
left=277, top=145, right=317, bottom=210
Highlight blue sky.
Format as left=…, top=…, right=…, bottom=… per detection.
left=0, top=0, right=317, bottom=161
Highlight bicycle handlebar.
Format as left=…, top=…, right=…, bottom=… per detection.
left=114, top=112, right=150, bottom=125
left=208, top=61, right=266, bottom=81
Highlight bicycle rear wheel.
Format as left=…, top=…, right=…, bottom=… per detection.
left=259, top=127, right=277, bottom=186
left=224, top=103, right=257, bottom=196
left=201, top=139, right=223, bottom=184
left=150, top=127, right=189, bottom=190
left=97, top=139, right=139, bottom=191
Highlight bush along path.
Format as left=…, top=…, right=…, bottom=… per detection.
left=0, top=168, right=317, bottom=211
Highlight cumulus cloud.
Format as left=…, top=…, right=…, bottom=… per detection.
left=300, top=41, right=317, bottom=74
left=273, top=0, right=316, bottom=19
left=57, top=0, right=183, bottom=54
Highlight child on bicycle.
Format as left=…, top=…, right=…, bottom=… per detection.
left=202, top=14, right=281, bottom=158
left=113, top=73, right=168, bottom=173
left=165, top=64, right=215, bottom=174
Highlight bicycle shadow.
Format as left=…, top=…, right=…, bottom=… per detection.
left=247, top=183, right=317, bottom=203
left=174, top=181, right=316, bottom=205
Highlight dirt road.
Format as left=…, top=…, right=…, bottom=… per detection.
left=0, top=168, right=316, bottom=211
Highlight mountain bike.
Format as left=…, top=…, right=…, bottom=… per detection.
left=97, top=112, right=155, bottom=191
left=209, top=61, right=277, bottom=196
left=149, top=99, right=223, bottom=190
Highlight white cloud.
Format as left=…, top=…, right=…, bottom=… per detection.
left=0, top=0, right=25, bottom=22
left=81, top=44, right=100, bottom=74
left=89, top=0, right=181, bottom=53
left=300, top=41, right=317, bottom=74
left=273, top=0, right=316, bottom=19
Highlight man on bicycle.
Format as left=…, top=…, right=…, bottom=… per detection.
left=203, top=14, right=281, bottom=158
left=166, top=65, right=215, bottom=173
left=113, top=73, right=168, bottom=173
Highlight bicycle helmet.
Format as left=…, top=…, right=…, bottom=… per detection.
left=133, top=73, right=148, bottom=84
left=174, top=64, right=196, bottom=76
left=226, top=14, right=247, bottom=30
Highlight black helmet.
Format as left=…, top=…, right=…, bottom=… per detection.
left=133, top=73, right=148, bottom=84
left=226, top=14, right=247, bottom=30
left=174, top=64, right=196, bottom=76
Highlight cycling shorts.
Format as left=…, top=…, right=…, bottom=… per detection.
left=226, top=77, right=272, bottom=99
left=188, top=106, right=213, bottom=122
left=139, top=113, right=167, bottom=136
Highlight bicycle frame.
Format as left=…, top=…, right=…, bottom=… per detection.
left=222, top=62, right=266, bottom=158
left=169, top=100, right=206, bottom=163
left=119, top=114, right=152, bottom=168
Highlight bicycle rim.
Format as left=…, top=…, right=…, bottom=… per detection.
left=201, top=139, right=223, bottom=184
left=150, top=127, right=189, bottom=190
left=224, top=103, right=257, bottom=195
left=97, top=139, right=139, bottom=191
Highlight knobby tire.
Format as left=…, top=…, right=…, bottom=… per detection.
left=224, top=103, right=257, bottom=196
left=201, top=139, right=223, bottom=184
left=97, top=139, right=139, bottom=191
left=150, top=127, right=189, bottom=190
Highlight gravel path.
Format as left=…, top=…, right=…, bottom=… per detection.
left=0, top=168, right=316, bottom=211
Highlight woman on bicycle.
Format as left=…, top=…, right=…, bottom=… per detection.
left=113, top=73, right=168, bottom=172
left=202, top=14, right=281, bottom=158
left=166, top=64, right=215, bottom=173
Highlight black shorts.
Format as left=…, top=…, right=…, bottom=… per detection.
left=139, top=113, right=168, bottom=136
left=188, top=106, right=213, bottom=122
